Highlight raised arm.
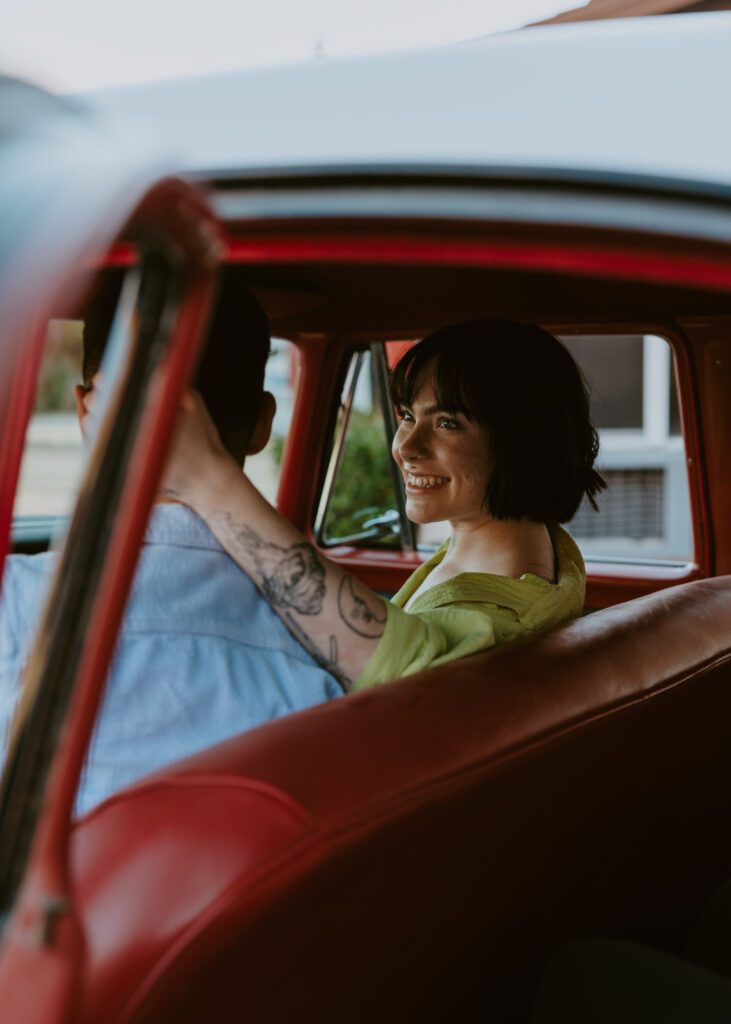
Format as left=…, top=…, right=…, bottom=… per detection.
left=164, top=392, right=388, bottom=690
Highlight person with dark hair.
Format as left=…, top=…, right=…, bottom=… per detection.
left=81, top=268, right=272, bottom=465
left=389, top=320, right=605, bottom=525
left=0, top=271, right=340, bottom=815
left=163, top=318, right=604, bottom=691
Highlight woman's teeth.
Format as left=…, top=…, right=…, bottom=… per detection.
left=407, top=473, right=447, bottom=489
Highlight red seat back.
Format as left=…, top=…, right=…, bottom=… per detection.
left=71, top=577, right=731, bottom=1023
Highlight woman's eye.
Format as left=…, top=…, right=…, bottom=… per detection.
left=438, top=416, right=459, bottom=430
left=398, top=409, right=414, bottom=423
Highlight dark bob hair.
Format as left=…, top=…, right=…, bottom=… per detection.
left=83, top=267, right=270, bottom=466
left=389, top=319, right=606, bottom=524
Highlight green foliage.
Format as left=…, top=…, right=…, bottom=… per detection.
left=267, top=399, right=397, bottom=546
left=35, top=320, right=83, bottom=413
left=325, top=408, right=395, bottom=541
left=270, top=434, right=285, bottom=467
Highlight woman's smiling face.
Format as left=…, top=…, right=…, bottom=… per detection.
left=392, top=364, right=493, bottom=527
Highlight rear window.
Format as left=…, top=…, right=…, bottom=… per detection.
left=561, top=333, right=691, bottom=563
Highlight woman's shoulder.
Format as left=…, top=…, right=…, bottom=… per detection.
left=405, top=523, right=584, bottom=616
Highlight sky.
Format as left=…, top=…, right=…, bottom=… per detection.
left=0, top=0, right=585, bottom=92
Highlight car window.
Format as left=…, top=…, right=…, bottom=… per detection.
left=245, top=338, right=298, bottom=504
left=560, top=333, right=691, bottom=563
left=11, top=319, right=87, bottom=551
left=10, top=266, right=144, bottom=552
left=12, top=331, right=298, bottom=541
left=14, top=318, right=86, bottom=518
left=316, top=347, right=408, bottom=549
left=318, top=334, right=693, bottom=565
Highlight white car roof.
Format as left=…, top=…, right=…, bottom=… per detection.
left=85, top=13, right=731, bottom=191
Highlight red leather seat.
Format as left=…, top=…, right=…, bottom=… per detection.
left=71, top=576, right=731, bottom=1023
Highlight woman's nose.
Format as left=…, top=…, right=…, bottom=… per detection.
left=395, top=422, right=429, bottom=463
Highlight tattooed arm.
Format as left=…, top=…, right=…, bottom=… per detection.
left=165, top=393, right=388, bottom=689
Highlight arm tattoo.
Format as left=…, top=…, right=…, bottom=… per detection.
left=283, top=612, right=350, bottom=691
left=210, top=513, right=385, bottom=691
left=216, top=515, right=325, bottom=615
left=337, top=576, right=387, bottom=638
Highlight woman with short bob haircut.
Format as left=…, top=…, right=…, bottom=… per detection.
left=165, top=318, right=605, bottom=693
left=389, top=318, right=605, bottom=525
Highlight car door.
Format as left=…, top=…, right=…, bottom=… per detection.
left=0, top=80, right=221, bottom=1024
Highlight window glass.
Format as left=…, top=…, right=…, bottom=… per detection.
left=319, top=349, right=401, bottom=547
left=319, top=333, right=694, bottom=565
left=12, top=328, right=299, bottom=540
left=11, top=267, right=142, bottom=548
left=669, top=365, right=683, bottom=436
left=13, top=319, right=86, bottom=524
left=245, top=338, right=299, bottom=504
left=563, top=333, right=692, bottom=562
left=561, top=334, right=644, bottom=429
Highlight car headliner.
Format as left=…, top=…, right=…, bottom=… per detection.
left=82, top=13, right=731, bottom=192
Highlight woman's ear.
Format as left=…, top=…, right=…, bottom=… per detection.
left=74, top=383, right=91, bottom=416
left=74, top=383, right=93, bottom=442
left=247, top=391, right=276, bottom=455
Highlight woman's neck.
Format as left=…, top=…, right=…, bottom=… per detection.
left=442, top=517, right=555, bottom=583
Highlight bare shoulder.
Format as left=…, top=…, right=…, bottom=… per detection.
left=445, top=521, right=557, bottom=584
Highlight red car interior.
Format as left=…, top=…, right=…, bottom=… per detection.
left=48, top=235, right=731, bottom=1021
left=69, top=575, right=731, bottom=1023
left=5, top=27, right=731, bottom=1021
left=5, top=165, right=731, bottom=1023
left=215, top=232, right=731, bottom=581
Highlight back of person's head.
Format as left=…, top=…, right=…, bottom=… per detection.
left=390, top=318, right=606, bottom=523
left=83, top=267, right=270, bottom=465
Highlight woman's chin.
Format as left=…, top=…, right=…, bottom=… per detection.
left=405, top=501, right=441, bottom=525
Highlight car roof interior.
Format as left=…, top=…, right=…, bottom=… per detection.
left=241, top=261, right=731, bottom=339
